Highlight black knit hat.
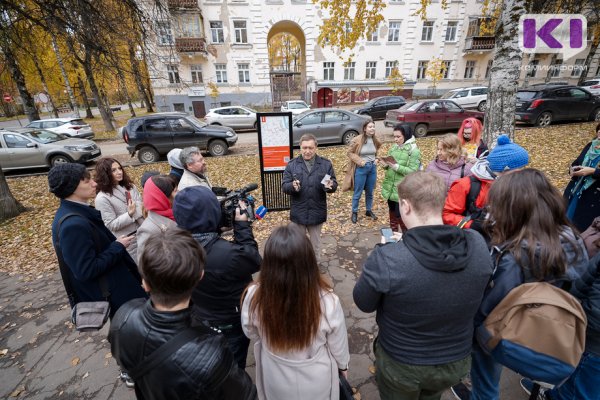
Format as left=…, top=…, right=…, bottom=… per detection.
left=48, top=163, right=87, bottom=199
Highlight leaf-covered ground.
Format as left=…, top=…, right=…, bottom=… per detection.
left=0, top=122, right=594, bottom=280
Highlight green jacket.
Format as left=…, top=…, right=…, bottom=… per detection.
left=381, top=138, right=421, bottom=202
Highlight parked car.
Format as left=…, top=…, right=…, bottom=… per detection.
left=384, top=100, right=484, bottom=137
left=281, top=100, right=311, bottom=115
left=579, top=78, right=600, bottom=95
left=0, top=128, right=101, bottom=171
left=26, top=118, right=94, bottom=139
left=122, top=112, right=237, bottom=163
left=441, top=86, right=488, bottom=112
left=292, top=108, right=370, bottom=145
left=204, top=106, right=257, bottom=130
left=515, top=85, right=600, bottom=127
left=350, top=96, right=406, bottom=119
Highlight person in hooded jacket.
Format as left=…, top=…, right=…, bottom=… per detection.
left=167, top=148, right=184, bottom=185
left=353, top=171, right=493, bottom=400
left=173, top=186, right=261, bottom=369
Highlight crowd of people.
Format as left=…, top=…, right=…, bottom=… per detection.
left=46, top=120, right=600, bottom=400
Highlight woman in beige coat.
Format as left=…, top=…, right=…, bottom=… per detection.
left=94, top=158, right=144, bottom=261
left=242, top=224, right=350, bottom=400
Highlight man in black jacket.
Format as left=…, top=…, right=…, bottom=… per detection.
left=173, top=186, right=261, bottom=369
left=109, top=228, right=257, bottom=400
left=282, top=134, right=337, bottom=260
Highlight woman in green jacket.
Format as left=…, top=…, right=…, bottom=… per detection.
left=380, top=124, right=421, bottom=232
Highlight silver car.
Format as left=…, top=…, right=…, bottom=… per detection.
left=292, top=108, right=369, bottom=145
left=204, top=106, right=257, bottom=130
left=0, top=128, right=101, bottom=171
left=26, top=117, right=94, bottom=138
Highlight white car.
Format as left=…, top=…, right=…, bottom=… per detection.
left=441, top=86, right=488, bottom=112
left=281, top=100, right=311, bottom=115
left=25, top=118, right=94, bottom=138
left=204, top=106, right=257, bottom=130
left=579, top=78, right=600, bottom=95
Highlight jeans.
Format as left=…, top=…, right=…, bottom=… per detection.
left=352, top=162, right=377, bottom=213
left=470, top=343, right=503, bottom=400
left=548, top=351, right=600, bottom=400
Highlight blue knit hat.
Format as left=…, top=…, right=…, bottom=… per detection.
left=487, top=135, right=529, bottom=173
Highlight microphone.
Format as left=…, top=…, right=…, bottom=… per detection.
left=255, top=205, right=267, bottom=220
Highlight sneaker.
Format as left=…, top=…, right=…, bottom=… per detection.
left=119, top=371, right=135, bottom=389
left=450, top=382, right=471, bottom=400
left=519, top=378, right=548, bottom=399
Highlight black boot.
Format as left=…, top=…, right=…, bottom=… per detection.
left=351, top=212, right=358, bottom=223
left=365, top=210, right=378, bottom=220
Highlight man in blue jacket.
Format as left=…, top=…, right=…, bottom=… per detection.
left=49, top=163, right=146, bottom=318
left=282, top=134, right=337, bottom=260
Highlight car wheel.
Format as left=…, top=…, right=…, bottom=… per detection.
left=478, top=101, right=487, bottom=112
left=210, top=122, right=222, bottom=126
left=536, top=111, right=553, bottom=127
left=208, top=139, right=228, bottom=157
left=50, top=154, right=73, bottom=167
left=590, top=108, right=600, bottom=121
left=342, top=130, right=359, bottom=145
left=414, top=124, right=428, bottom=138
left=137, top=146, right=160, bottom=163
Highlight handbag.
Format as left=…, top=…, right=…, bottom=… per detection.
left=339, top=370, right=353, bottom=400
left=581, top=216, right=600, bottom=258
left=55, top=213, right=112, bottom=332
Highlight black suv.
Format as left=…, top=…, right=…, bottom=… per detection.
left=350, top=96, right=406, bottom=120
left=516, top=85, right=600, bottom=127
left=122, top=113, right=238, bottom=163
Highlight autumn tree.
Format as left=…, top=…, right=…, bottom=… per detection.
left=269, top=33, right=302, bottom=72
left=425, top=57, right=446, bottom=96
left=388, top=67, right=405, bottom=95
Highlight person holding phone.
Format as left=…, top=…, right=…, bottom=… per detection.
left=94, top=158, right=144, bottom=261
left=564, top=122, right=600, bottom=231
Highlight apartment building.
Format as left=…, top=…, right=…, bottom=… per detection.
left=142, top=0, right=599, bottom=116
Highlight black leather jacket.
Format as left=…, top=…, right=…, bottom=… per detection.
left=109, top=298, right=257, bottom=400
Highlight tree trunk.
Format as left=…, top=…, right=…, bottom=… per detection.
left=0, top=165, right=26, bottom=222
left=77, top=74, right=93, bottom=119
left=129, top=43, right=153, bottom=112
left=50, top=32, right=80, bottom=117
left=2, top=46, right=40, bottom=122
left=81, top=50, right=114, bottom=131
left=578, top=35, right=600, bottom=86
left=31, top=53, right=59, bottom=118
left=483, top=0, right=526, bottom=148
left=545, top=54, right=558, bottom=83
left=116, top=64, right=136, bottom=117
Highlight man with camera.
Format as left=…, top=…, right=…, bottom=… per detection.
left=282, top=134, right=337, bottom=260
left=178, top=146, right=212, bottom=191
left=173, top=185, right=261, bottom=369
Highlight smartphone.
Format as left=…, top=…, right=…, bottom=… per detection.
left=126, top=230, right=137, bottom=236
left=381, top=228, right=395, bottom=243
left=125, top=191, right=132, bottom=202
left=572, top=166, right=583, bottom=172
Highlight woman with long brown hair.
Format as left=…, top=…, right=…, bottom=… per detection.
left=459, top=168, right=588, bottom=400
left=242, top=223, right=349, bottom=400
left=94, top=157, right=144, bottom=260
left=426, top=133, right=473, bottom=191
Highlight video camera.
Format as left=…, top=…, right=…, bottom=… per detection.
left=213, top=183, right=258, bottom=229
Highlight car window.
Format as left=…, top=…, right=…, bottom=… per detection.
left=516, top=91, right=539, bottom=100
left=425, top=102, right=443, bottom=112
left=323, top=111, right=346, bottom=122
left=23, top=130, right=65, bottom=143
left=42, top=121, right=59, bottom=128
left=401, top=102, right=422, bottom=111
left=444, top=101, right=462, bottom=112
left=471, top=88, right=487, bottom=95
left=28, top=121, right=42, bottom=128
left=455, top=90, right=469, bottom=98
left=569, top=88, right=589, bottom=98
left=554, top=89, right=571, bottom=98
left=290, top=102, right=308, bottom=109
left=299, top=112, right=322, bottom=125
left=69, top=119, right=87, bottom=126
left=168, top=118, right=194, bottom=131
left=3, top=134, right=31, bottom=148
left=215, top=109, right=230, bottom=115
left=144, top=118, right=168, bottom=133
left=131, top=119, right=145, bottom=134
left=582, top=80, right=600, bottom=86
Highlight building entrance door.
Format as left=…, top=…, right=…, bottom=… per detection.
left=192, top=101, right=206, bottom=118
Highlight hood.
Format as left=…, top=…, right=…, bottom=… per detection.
left=470, top=158, right=495, bottom=181
left=402, top=225, right=472, bottom=272
left=400, top=137, right=417, bottom=151
left=173, top=186, right=221, bottom=233
left=167, top=148, right=184, bottom=169
left=143, top=178, right=174, bottom=220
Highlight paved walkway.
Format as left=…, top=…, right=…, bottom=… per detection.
left=0, top=229, right=527, bottom=399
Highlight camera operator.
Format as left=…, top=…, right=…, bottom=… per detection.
left=173, top=186, right=261, bottom=369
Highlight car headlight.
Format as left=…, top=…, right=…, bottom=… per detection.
left=64, top=145, right=88, bottom=151
left=225, top=131, right=235, bottom=137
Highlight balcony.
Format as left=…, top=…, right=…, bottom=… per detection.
left=175, top=38, right=207, bottom=54
left=167, top=0, right=198, bottom=9
left=464, top=36, right=495, bottom=52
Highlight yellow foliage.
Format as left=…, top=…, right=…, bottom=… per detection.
left=425, top=57, right=446, bottom=89
left=387, top=67, right=405, bottom=94
left=207, top=81, right=219, bottom=99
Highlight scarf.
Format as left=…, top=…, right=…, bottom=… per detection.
left=567, top=140, right=600, bottom=219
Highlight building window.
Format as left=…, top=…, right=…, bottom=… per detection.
left=464, top=60, right=476, bottom=79
left=485, top=59, right=493, bottom=79
left=417, top=61, right=428, bottom=79
left=571, top=59, right=585, bottom=77
left=366, top=26, right=379, bottom=42
left=445, top=21, right=458, bottom=41
left=421, top=21, right=434, bottom=42
left=177, top=15, right=202, bottom=37
left=191, top=65, right=203, bottom=84
left=388, top=21, right=401, bottom=42
left=385, top=61, right=398, bottom=78
left=344, top=62, right=356, bottom=80
left=365, top=61, right=377, bottom=79
left=442, top=61, right=452, bottom=79
left=210, top=21, right=224, bottom=43
left=156, top=21, right=173, bottom=46
left=215, top=64, right=227, bottom=83
left=167, top=64, right=180, bottom=84
left=526, top=59, right=539, bottom=78
left=238, top=63, right=250, bottom=83
left=233, top=20, right=248, bottom=44
left=550, top=59, right=563, bottom=78
left=324, top=62, right=335, bottom=80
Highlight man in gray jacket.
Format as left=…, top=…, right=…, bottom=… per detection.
left=178, top=146, right=212, bottom=191
left=353, top=171, right=492, bottom=400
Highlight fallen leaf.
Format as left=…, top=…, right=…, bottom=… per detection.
left=10, top=386, right=25, bottom=397
left=82, top=372, right=89, bottom=380
left=0, top=348, right=8, bottom=356
left=71, top=357, right=80, bottom=366
left=368, top=365, right=376, bottom=374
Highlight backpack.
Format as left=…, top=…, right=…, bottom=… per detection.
left=457, top=176, right=482, bottom=228
left=476, top=260, right=587, bottom=385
